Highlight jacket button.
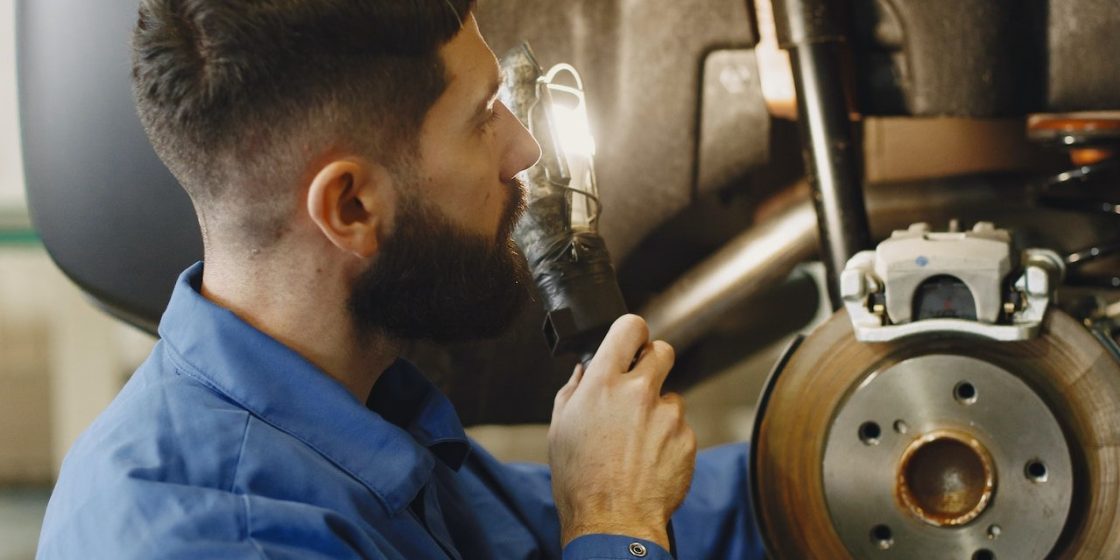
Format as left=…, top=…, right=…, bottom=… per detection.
left=628, top=542, right=648, bottom=557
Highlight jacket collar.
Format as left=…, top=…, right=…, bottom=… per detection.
left=157, top=262, right=470, bottom=514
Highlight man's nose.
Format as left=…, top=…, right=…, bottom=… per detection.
left=499, top=101, right=542, bottom=180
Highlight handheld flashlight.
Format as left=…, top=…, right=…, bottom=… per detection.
left=499, top=44, right=628, bottom=364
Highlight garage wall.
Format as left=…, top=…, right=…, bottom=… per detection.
left=0, top=0, right=24, bottom=211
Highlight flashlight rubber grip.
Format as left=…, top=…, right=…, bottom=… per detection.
left=533, top=232, right=628, bottom=360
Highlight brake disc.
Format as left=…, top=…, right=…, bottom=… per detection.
left=750, top=309, right=1120, bottom=559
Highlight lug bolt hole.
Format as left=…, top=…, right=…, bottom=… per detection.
left=870, top=524, right=893, bottom=550
left=954, top=381, right=978, bottom=405
left=972, top=549, right=995, bottom=560
left=859, top=422, right=882, bottom=446
left=1026, top=460, right=1048, bottom=483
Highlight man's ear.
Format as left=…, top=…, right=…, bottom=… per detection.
left=306, top=158, right=396, bottom=259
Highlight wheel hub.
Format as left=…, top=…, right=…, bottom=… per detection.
left=822, top=355, right=1072, bottom=558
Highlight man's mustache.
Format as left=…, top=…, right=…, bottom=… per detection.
left=500, top=177, right=528, bottom=242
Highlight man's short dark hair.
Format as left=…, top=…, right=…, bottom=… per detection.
left=132, top=0, right=475, bottom=247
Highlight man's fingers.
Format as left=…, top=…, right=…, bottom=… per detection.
left=660, top=390, right=683, bottom=404
left=553, top=363, right=584, bottom=414
left=585, top=315, right=649, bottom=382
left=632, top=340, right=676, bottom=389
left=660, top=391, right=686, bottom=419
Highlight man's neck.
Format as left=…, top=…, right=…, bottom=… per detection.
left=199, top=254, right=400, bottom=403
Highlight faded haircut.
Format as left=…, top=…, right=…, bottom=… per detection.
left=131, top=0, right=475, bottom=248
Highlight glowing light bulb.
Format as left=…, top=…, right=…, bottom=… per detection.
left=536, top=63, right=600, bottom=231
left=549, top=104, right=597, bottom=158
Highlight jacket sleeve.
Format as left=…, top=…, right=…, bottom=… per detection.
left=563, top=535, right=673, bottom=560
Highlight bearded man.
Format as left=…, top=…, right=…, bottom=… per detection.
left=37, top=1, right=763, bottom=558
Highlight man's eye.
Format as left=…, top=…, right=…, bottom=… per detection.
left=480, top=109, right=501, bottom=131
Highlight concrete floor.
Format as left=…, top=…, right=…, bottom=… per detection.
left=0, top=487, right=49, bottom=560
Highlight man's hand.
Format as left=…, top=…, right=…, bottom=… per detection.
left=548, top=314, right=697, bottom=551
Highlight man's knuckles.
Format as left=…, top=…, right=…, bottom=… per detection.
left=650, top=340, right=675, bottom=365
left=628, top=344, right=674, bottom=380
left=659, top=398, right=686, bottom=426
left=612, top=314, right=650, bottom=342
left=598, top=315, right=649, bottom=358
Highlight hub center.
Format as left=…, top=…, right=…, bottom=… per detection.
left=897, top=431, right=996, bottom=527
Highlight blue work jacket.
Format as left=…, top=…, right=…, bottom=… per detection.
left=37, top=263, right=764, bottom=559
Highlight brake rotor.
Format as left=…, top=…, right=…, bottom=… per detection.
left=751, top=309, right=1120, bottom=559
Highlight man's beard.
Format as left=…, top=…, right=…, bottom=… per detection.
left=347, top=179, right=531, bottom=343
